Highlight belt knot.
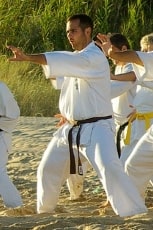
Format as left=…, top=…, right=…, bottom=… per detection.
left=68, top=115, right=112, bottom=175
left=124, top=112, right=153, bottom=145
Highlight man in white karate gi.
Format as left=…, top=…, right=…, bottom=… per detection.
left=7, top=14, right=147, bottom=217
left=101, top=35, right=153, bottom=201
left=0, top=82, right=23, bottom=207
left=67, top=33, right=138, bottom=204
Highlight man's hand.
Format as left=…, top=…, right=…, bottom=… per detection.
left=7, top=45, right=47, bottom=65
left=7, top=45, right=28, bottom=61
left=95, top=33, right=111, bottom=56
left=54, top=114, right=67, bottom=127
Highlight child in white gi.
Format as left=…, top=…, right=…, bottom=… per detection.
left=0, top=82, right=23, bottom=207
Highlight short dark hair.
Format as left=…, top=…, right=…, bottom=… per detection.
left=67, top=14, right=93, bottom=34
left=109, top=33, right=130, bottom=50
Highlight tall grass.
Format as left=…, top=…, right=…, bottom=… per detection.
left=0, top=0, right=153, bottom=116
left=0, top=56, right=60, bottom=116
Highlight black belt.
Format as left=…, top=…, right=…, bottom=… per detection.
left=68, top=116, right=112, bottom=175
left=116, top=121, right=128, bottom=158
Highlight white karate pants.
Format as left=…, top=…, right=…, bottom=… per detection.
left=0, top=136, right=23, bottom=207
left=37, top=120, right=147, bottom=217
left=125, top=125, right=153, bottom=198
left=66, top=161, right=91, bottom=200
left=120, top=140, right=138, bottom=165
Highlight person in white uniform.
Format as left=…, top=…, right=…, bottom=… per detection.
left=109, top=33, right=137, bottom=157
left=120, top=33, right=153, bottom=165
left=139, top=33, right=153, bottom=187
left=67, top=33, right=137, bottom=202
left=100, top=34, right=153, bottom=200
left=96, top=34, right=153, bottom=166
left=0, top=82, right=23, bottom=208
left=96, top=33, right=137, bottom=208
left=7, top=14, right=147, bottom=217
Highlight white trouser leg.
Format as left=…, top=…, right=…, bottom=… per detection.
left=84, top=121, right=147, bottom=217
left=66, top=174, right=84, bottom=200
left=37, top=136, right=70, bottom=213
left=66, top=161, right=91, bottom=200
left=37, top=121, right=147, bottom=216
left=0, top=139, right=22, bottom=207
left=120, top=140, right=138, bottom=166
left=125, top=127, right=153, bottom=199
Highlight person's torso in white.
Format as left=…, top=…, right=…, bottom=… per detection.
left=43, top=42, right=113, bottom=121
left=134, top=85, right=153, bottom=113
left=111, top=64, right=137, bottom=125
left=128, top=52, right=153, bottom=141
left=133, top=51, right=153, bottom=82
left=130, top=84, right=153, bottom=140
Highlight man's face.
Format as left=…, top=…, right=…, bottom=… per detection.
left=66, top=19, right=88, bottom=51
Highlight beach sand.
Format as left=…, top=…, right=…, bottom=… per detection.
left=0, top=116, right=153, bottom=230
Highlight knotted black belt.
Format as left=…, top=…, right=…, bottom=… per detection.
left=68, top=115, right=112, bottom=175
left=116, top=121, right=128, bottom=158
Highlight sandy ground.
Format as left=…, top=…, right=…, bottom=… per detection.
left=0, top=116, right=153, bottom=230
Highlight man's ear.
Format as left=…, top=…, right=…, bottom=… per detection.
left=85, top=27, right=92, bottom=36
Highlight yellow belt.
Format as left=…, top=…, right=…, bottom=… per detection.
left=124, top=112, right=153, bottom=145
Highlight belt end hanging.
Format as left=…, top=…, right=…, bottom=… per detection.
left=78, top=165, right=83, bottom=175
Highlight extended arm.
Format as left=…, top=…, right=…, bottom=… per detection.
left=111, top=71, right=136, bottom=81
left=7, top=46, right=47, bottom=65
left=108, top=47, right=144, bottom=66
left=95, top=33, right=144, bottom=66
